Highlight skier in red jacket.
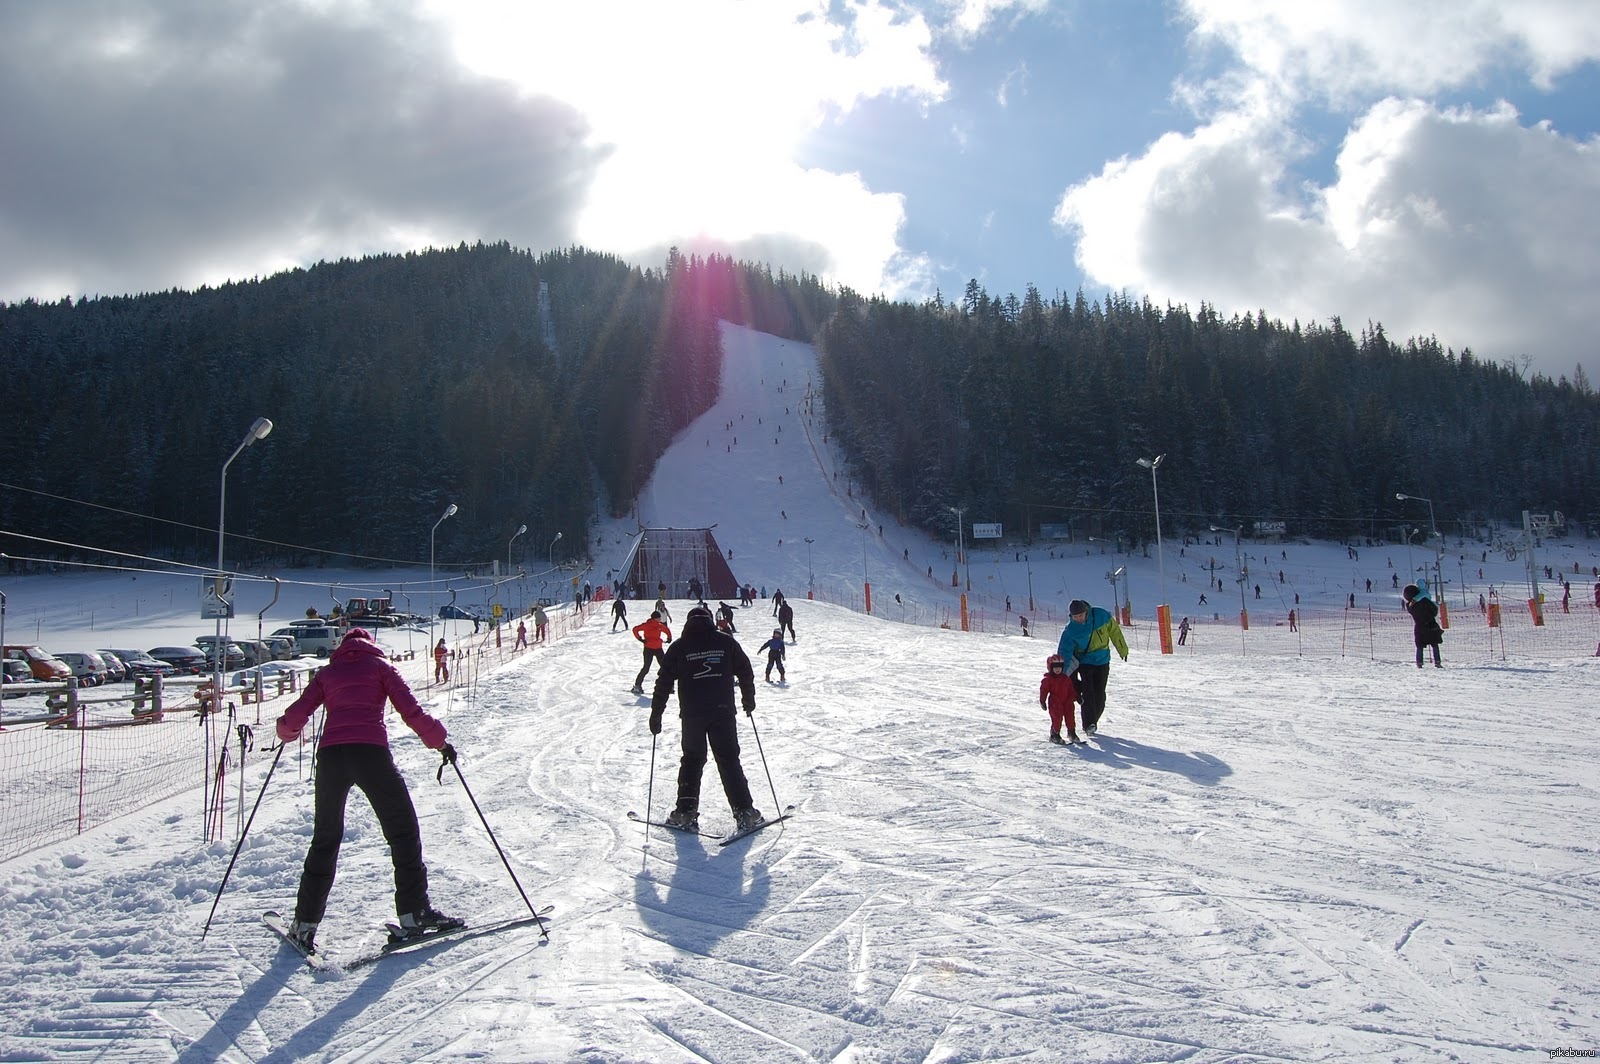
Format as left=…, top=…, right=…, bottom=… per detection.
left=630, top=611, right=672, bottom=694
left=1038, top=653, right=1082, bottom=745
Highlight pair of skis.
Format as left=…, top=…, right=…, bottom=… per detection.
left=628, top=805, right=795, bottom=846
left=263, top=906, right=552, bottom=971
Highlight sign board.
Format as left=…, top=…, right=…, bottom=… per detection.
left=200, top=577, right=234, bottom=620
left=972, top=522, right=1003, bottom=540
left=1039, top=523, right=1072, bottom=540
left=1253, top=521, right=1287, bottom=536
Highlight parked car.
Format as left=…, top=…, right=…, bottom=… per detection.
left=148, top=646, right=208, bottom=674
left=3, top=645, right=73, bottom=681
left=95, top=650, right=130, bottom=683
left=3, top=660, right=37, bottom=684
left=269, top=624, right=340, bottom=657
left=263, top=635, right=298, bottom=660
left=56, top=651, right=111, bottom=687
left=103, top=649, right=177, bottom=679
left=192, top=636, right=249, bottom=669
left=438, top=604, right=485, bottom=621
left=231, top=639, right=274, bottom=667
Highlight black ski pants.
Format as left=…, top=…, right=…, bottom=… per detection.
left=635, top=647, right=666, bottom=688
left=1076, top=662, right=1111, bottom=730
left=675, top=707, right=754, bottom=815
left=295, top=743, right=429, bottom=924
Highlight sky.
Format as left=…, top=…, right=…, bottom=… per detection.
left=1, top=323, right=1597, bottom=1060
left=3, top=1, right=1599, bottom=384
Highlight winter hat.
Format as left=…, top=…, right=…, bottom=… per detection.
left=344, top=627, right=373, bottom=642
left=687, top=604, right=714, bottom=626
left=1069, top=599, right=1090, bottom=616
left=1402, top=584, right=1419, bottom=602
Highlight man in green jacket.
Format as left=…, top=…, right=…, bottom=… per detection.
left=1057, top=599, right=1129, bottom=735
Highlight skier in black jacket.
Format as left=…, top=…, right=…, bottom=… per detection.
left=649, top=605, right=762, bottom=833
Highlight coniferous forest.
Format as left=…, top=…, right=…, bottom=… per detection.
left=0, top=241, right=1594, bottom=574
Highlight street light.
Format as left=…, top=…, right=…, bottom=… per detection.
left=548, top=530, right=563, bottom=568
left=1396, top=492, right=1442, bottom=598
left=1210, top=523, right=1247, bottom=631
left=1136, top=454, right=1171, bottom=652
left=213, top=416, right=273, bottom=691
left=508, top=524, right=527, bottom=576
left=804, top=537, right=815, bottom=592
left=430, top=503, right=458, bottom=628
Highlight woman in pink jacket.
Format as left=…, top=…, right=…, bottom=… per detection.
left=274, top=628, right=459, bottom=953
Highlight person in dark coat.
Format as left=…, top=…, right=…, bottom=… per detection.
left=649, top=605, right=762, bottom=833
left=777, top=599, right=796, bottom=642
left=274, top=629, right=460, bottom=953
left=1403, top=583, right=1443, bottom=668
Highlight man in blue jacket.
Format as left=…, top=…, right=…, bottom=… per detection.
left=1057, top=599, right=1129, bottom=735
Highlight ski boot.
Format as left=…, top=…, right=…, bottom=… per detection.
left=394, top=905, right=465, bottom=940
left=733, top=807, right=764, bottom=832
left=664, top=808, right=700, bottom=832
left=1049, top=731, right=1066, bottom=745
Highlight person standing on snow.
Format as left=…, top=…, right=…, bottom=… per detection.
left=777, top=598, right=796, bottom=642
left=274, top=628, right=461, bottom=954
left=1403, top=583, right=1443, bottom=668
left=433, top=637, right=450, bottom=683
left=1057, top=599, right=1128, bottom=735
left=771, top=589, right=786, bottom=617
left=532, top=603, right=549, bottom=644
left=716, top=601, right=738, bottom=634
left=1038, top=653, right=1082, bottom=745
left=654, top=598, right=673, bottom=625
left=631, top=610, right=672, bottom=694
left=757, top=627, right=787, bottom=683
left=515, top=620, right=529, bottom=650
left=611, top=596, right=628, bottom=632
left=648, top=605, right=763, bottom=833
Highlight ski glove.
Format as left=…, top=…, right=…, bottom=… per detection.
left=439, top=742, right=458, bottom=765
left=648, top=710, right=663, bottom=735
left=743, top=702, right=755, bottom=717
left=274, top=717, right=299, bottom=742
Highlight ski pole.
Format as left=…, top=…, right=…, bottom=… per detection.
left=437, top=749, right=549, bottom=939
left=644, top=731, right=657, bottom=837
left=200, top=741, right=285, bottom=940
left=744, top=711, right=783, bottom=815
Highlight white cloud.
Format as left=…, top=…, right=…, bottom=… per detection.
left=428, top=0, right=950, bottom=296
left=1052, top=0, right=1600, bottom=379
left=1056, top=97, right=1600, bottom=374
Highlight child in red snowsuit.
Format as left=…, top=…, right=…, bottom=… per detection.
left=1038, top=654, right=1081, bottom=745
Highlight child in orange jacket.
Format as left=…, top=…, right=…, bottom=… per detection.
left=1038, top=654, right=1083, bottom=745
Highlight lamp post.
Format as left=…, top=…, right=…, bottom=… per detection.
left=548, top=530, right=563, bottom=568
left=430, top=503, right=458, bottom=631
left=1395, top=492, right=1441, bottom=595
left=213, top=416, right=273, bottom=694
left=804, top=537, right=815, bottom=593
left=1210, top=524, right=1247, bottom=630
left=508, top=523, right=527, bottom=576
left=1137, top=454, right=1171, bottom=652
